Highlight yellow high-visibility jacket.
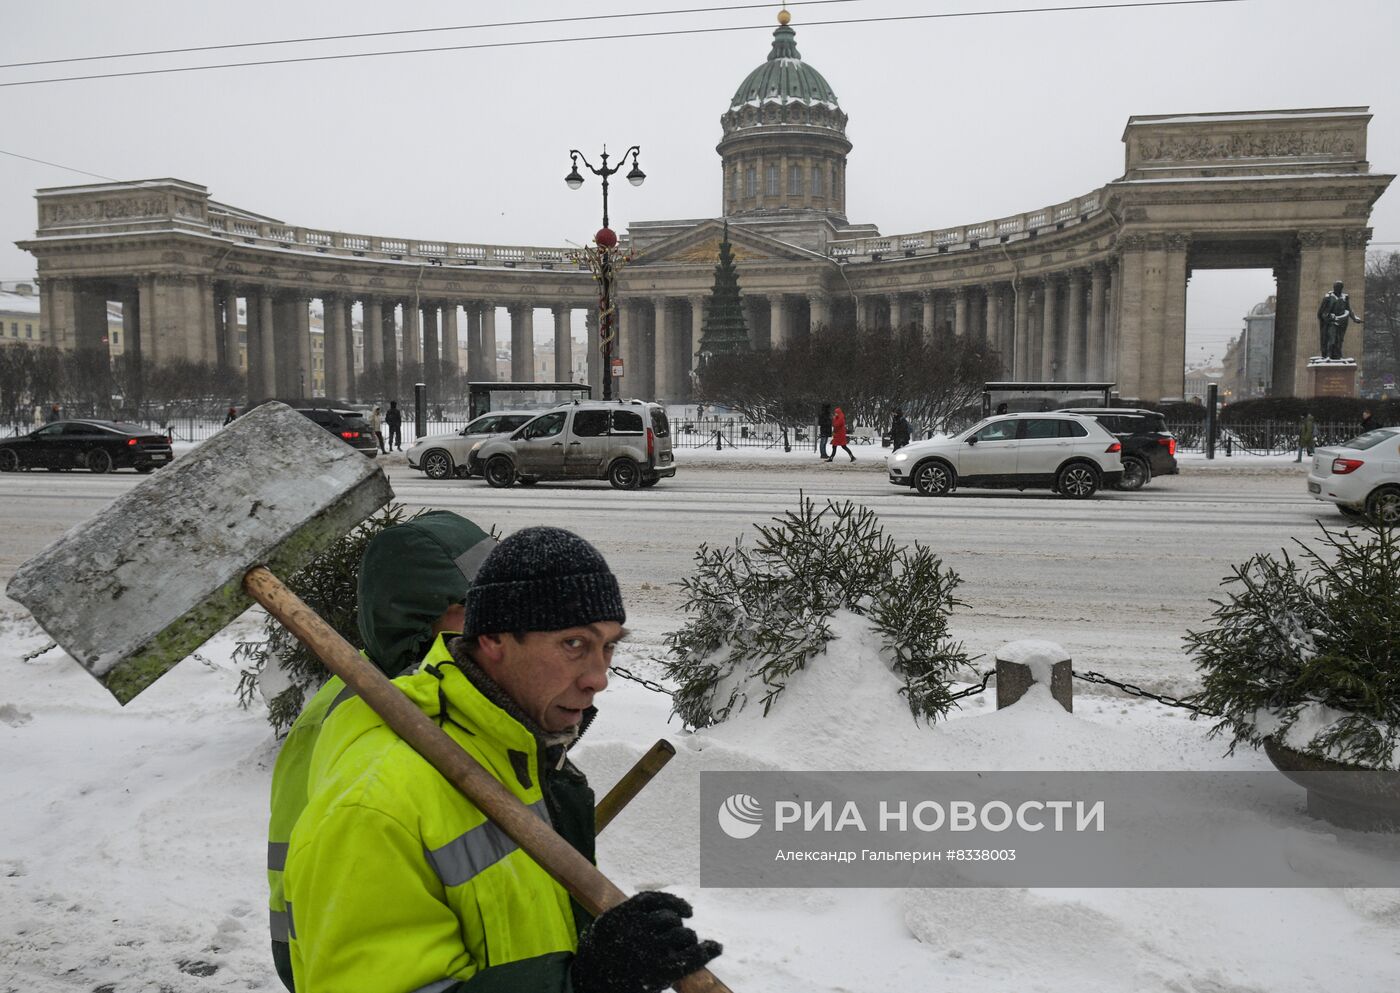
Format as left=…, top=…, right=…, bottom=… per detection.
left=284, top=658, right=595, bottom=993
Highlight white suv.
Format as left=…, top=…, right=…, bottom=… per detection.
left=1306, top=426, right=1400, bottom=525
left=888, top=413, right=1123, bottom=498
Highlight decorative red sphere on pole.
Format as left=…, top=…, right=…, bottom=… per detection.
left=595, top=227, right=618, bottom=249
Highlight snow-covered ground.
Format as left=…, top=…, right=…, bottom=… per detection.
left=3, top=461, right=1397, bottom=992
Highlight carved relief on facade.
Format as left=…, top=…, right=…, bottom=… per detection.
left=1342, top=228, right=1372, bottom=250
left=368, top=277, right=386, bottom=287
left=41, top=196, right=168, bottom=226
left=1134, top=128, right=1361, bottom=163
left=161, top=251, right=185, bottom=264
left=223, top=262, right=245, bottom=274
left=259, top=266, right=279, bottom=278
left=331, top=273, right=350, bottom=285
left=1297, top=230, right=1326, bottom=249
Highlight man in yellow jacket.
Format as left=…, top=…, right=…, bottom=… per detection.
left=267, top=511, right=495, bottom=990
left=284, top=527, right=721, bottom=993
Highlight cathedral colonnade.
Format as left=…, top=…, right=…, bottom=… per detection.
left=18, top=105, right=1392, bottom=405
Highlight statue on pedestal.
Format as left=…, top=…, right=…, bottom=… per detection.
left=1317, top=280, right=1363, bottom=361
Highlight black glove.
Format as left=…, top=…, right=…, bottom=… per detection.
left=571, top=891, right=722, bottom=993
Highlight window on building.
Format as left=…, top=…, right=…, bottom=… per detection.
left=112, top=331, right=120, bottom=346
left=812, top=166, right=824, bottom=197
left=789, top=164, right=802, bottom=196
left=745, top=167, right=756, bottom=198
left=25, top=323, right=32, bottom=339
left=8, top=322, right=15, bottom=337
left=766, top=164, right=779, bottom=197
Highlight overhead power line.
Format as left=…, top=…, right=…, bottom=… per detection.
left=0, top=147, right=117, bottom=181
left=0, top=0, right=1250, bottom=89
left=0, top=1, right=864, bottom=71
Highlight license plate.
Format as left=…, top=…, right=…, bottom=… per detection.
left=660, top=453, right=672, bottom=463
left=1308, top=482, right=1321, bottom=494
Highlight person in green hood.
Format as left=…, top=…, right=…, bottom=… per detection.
left=267, top=511, right=495, bottom=991
left=284, top=526, right=722, bottom=993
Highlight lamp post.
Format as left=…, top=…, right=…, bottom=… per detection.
left=566, top=145, right=645, bottom=401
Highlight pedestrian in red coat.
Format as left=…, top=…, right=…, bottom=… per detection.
left=826, top=405, right=855, bottom=462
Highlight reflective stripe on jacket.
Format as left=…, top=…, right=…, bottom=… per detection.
left=284, top=657, right=594, bottom=992
left=267, top=635, right=457, bottom=989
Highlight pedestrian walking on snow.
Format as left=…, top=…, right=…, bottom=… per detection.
left=385, top=400, right=403, bottom=451
left=827, top=405, right=855, bottom=462
left=889, top=408, right=912, bottom=451
left=1295, top=412, right=1314, bottom=463
left=817, top=403, right=833, bottom=460
left=369, top=405, right=387, bottom=454
left=1361, top=408, right=1380, bottom=433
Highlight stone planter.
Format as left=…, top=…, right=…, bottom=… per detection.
left=1264, top=737, right=1400, bottom=832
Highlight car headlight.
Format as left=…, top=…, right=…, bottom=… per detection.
left=470, top=441, right=483, bottom=454
left=892, top=452, right=909, bottom=462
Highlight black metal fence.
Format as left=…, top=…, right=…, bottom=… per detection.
left=1164, top=419, right=1362, bottom=456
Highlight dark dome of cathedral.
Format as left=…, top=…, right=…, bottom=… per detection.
left=729, top=14, right=839, bottom=112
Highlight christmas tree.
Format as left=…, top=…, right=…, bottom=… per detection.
left=698, top=223, right=751, bottom=356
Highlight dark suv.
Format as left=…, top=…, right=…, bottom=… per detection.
left=252, top=399, right=379, bottom=458
left=1061, top=408, right=1177, bottom=490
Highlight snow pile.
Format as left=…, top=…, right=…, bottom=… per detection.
left=5, top=601, right=1400, bottom=991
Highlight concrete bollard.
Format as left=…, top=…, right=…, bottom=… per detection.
left=995, top=640, right=1073, bottom=713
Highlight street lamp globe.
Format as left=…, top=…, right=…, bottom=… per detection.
left=626, top=163, right=646, bottom=187
left=565, top=164, right=584, bottom=190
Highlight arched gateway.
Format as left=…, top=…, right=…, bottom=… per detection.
left=18, top=16, right=1391, bottom=403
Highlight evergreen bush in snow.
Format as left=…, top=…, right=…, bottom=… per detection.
left=1186, top=522, right=1400, bottom=769
left=234, top=504, right=418, bottom=734
left=661, top=496, right=973, bottom=728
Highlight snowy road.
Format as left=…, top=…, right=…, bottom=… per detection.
left=0, top=460, right=1329, bottom=689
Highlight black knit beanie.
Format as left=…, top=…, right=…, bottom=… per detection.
left=464, top=526, right=626, bottom=637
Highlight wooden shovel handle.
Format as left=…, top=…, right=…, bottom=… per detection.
left=596, top=739, right=676, bottom=833
left=244, top=566, right=732, bottom=993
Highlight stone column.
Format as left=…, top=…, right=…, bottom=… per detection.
left=1289, top=231, right=1328, bottom=396
left=381, top=302, right=400, bottom=392
left=619, top=300, right=639, bottom=393
left=221, top=286, right=241, bottom=375
left=585, top=308, right=602, bottom=396
left=1012, top=281, right=1030, bottom=379
left=809, top=292, right=830, bottom=331
left=480, top=303, right=498, bottom=381
left=1105, top=260, right=1119, bottom=389
left=508, top=304, right=534, bottom=382
left=1160, top=236, right=1190, bottom=400
left=442, top=304, right=460, bottom=373
left=364, top=297, right=384, bottom=371
left=1114, top=237, right=1148, bottom=398
left=258, top=290, right=276, bottom=398
left=1065, top=269, right=1085, bottom=382
left=985, top=286, right=1003, bottom=372
left=689, top=294, right=708, bottom=369
left=41, top=276, right=77, bottom=348
left=769, top=295, right=788, bottom=350
left=1040, top=277, right=1058, bottom=380
left=1087, top=264, right=1107, bottom=382
left=295, top=295, right=312, bottom=397
left=463, top=303, right=481, bottom=379
left=1271, top=257, right=1299, bottom=396
left=858, top=294, right=878, bottom=329
left=402, top=301, right=422, bottom=369
left=554, top=305, right=572, bottom=383
left=323, top=294, right=345, bottom=399
left=1342, top=227, right=1371, bottom=367
left=920, top=290, right=935, bottom=337
left=953, top=287, right=968, bottom=339
left=240, top=288, right=259, bottom=400
left=654, top=298, right=676, bottom=400
left=421, top=303, right=441, bottom=381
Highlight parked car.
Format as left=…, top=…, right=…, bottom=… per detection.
left=0, top=419, right=173, bottom=474
left=406, top=410, right=537, bottom=480
left=1060, top=407, right=1178, bottom=490
left=887, top=412, right=1123, bottom=498
left=252, top=399, right=378, bottom=458
left=1306, top=426, right=1400, bottom=525
left=470, top=400, right=676, bottom=489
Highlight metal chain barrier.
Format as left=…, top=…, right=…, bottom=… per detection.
left=1072, top=669, right=1219, bottom=716
left=611, top=663, right=673, bottom=696
left=946, top=668, right=996, bottom=702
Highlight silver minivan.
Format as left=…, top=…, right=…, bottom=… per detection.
left=470, top=400, right=677, bottom=489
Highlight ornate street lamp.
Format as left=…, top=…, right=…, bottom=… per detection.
left=566, top=145, right=644, bottom=400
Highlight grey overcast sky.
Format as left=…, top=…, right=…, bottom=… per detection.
left=3, top=0, right=1397, bottom=365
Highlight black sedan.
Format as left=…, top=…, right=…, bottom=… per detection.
left=0, top=420, right=174, bottom=474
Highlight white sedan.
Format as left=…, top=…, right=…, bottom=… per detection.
left=1307, top=426, right=1400, bottom=525
left=406, top=410, right=536, bottom=480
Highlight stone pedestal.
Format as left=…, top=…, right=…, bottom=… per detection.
left=1305, top=358, right=1358, bottom=398
left=995, top=640, right=1073, bottom=712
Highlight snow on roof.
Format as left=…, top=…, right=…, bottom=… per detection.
left=1127, top=109, right=1368, bottom=126
left=0, top=290, right=41, bottom=315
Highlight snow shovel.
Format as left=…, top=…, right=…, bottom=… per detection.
left=8, top=402, right=732, bottom=993
left=596, top=739, right=676, bottom=833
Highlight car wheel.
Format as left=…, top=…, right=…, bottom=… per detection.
left=1116, top=457, right=1150, bottom=491
left=608, top=458, right=641, bottom=490
left=913, top=460, right=954, bottom=496
left=640, top=475, right=660, bottom=488
left=484, top=455, right=515, bottom=488
left=0, top=448, right=17, bottom=472
left=421, top=449, right=454, bottom=480
left=1056, top=462, right=1100, bottom=499
left=86, top=449, right=114, bottom=474
left=1366, top=486, right=1400, bottom=526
